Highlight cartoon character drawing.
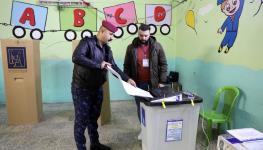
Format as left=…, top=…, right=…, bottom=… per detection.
left=250, top=0, right=263, bottom=16
left=217, top=0, right=244, bottom=53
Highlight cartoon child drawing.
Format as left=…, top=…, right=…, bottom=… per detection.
left=217, top=0, right=244, bottom=53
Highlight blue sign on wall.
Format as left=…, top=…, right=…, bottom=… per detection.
left=7, top=47, right=27, bottom=69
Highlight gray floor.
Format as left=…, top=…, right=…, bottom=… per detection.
left=0, top=101, right=217, bottom=150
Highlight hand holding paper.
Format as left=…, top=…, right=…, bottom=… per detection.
left=127, top=78, right=136, bottom=87
left=106, top=66, right=153, bottom=98
left=101, top=61, right=111, bottom=69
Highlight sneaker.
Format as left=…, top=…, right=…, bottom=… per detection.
left=137, top=131, right=142, bottom=140
left=90, top=142, right=111, bottom=150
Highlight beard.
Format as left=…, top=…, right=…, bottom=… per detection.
left=139, top=39, right=149, bottom=45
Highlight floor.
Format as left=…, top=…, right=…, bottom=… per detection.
left=0, top=101, right=217, bottom=150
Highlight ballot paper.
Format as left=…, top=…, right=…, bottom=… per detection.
left=227, top=128, right=263, bottom=142
left=151, top=94, right=182, bottom=103
left=242, top=140, right=263, bottom=150
left=106, top=66, right=153, bottom=98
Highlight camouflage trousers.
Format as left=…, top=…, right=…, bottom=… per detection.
left=71, top=85, right=103, bottom=150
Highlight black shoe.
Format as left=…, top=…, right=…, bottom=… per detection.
left=218, top=46, right=223, bottom=53
left=224, top=47, right=230, bottom=53
left=90, top=142, right=111, bottom=150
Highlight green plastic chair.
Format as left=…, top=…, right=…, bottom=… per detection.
left=200, top=86, right=240, bottom=144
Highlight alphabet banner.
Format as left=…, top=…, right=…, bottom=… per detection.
left=103, top=1, right=137, bottom=27
left=145, top=4, right=172, bottom=26
left=59, top=7, right=97, bottom=31
left=11, top=1, right=48, bottom=31
left=7, top=1, right=172, bottom=40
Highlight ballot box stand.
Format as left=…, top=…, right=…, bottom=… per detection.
left=140, top=92, right=202, bottom=150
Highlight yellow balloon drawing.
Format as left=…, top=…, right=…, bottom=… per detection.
left=185, top=10, right=197, bottom=34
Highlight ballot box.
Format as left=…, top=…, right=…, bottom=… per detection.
left=140, top=91, right=202, bottom=150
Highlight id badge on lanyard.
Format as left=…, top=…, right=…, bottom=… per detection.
left=142, top=46, right=149, bottom=67
left=143, top=58, right=149, bottom=67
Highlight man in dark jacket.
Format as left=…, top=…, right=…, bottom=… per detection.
left=71, top=20, right=136, bottom=150
left=123, top=23, right=167, bottom=139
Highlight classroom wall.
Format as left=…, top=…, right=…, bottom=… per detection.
left=175, top=0, right=263, bottom=130
left=0, top=0, right=176, bottom=103
left=1, top=0, right=262, bottom=131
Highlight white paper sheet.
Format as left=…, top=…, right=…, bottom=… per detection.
left=227, top=128, right=263, bottom=142
left=106, top=66, right=153, bottom=98
left=242, top=140, right=263, bottom=150
left=121, top=80, right=153, bottom=98
left=107, top=66, right=121, bottom=79
left=151, top=96, right=175, bottom=103
left=151, top=95, right=182, bottom=103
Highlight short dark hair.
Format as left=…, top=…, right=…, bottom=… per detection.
left=139, top=23, right=150, bottom=31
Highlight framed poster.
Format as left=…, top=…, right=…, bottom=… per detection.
left=6, top=47, right=27, bottom=69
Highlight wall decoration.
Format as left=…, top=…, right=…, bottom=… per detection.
left=30, top=28, right=43, bottom=40
left=11, top=1, right=48, bottom=31
left=113, top=27, right=124, bottom=38
left=1, top=1, right=174, bottom=41
left=149, top=24, right=157, bottom=35
left=127, top=23, right=138, bottom=35
left=250, top=0, right=263, bottom=16
left=11, top=1, right=48, bottom=39
left=160, top=24, right=170, bottom=35
left=64, top=29, right=77, bottom=41
left=145, top=4, right=172, bottom=26
left=145, top=4, right=172, bottom=35
left=217, top=0, right=244, bottom=54
left=185, top=10, right=197, bottom=34
left=103, top=1, right=138, bottom=27
left=6, top=47, right=27, bottom=69
left=39, top=0, right=85, bottom=6
left=12, top=26, right=26, bottom=39
left=197, top=3, right=214, bottom=24
left=59, top=7, right=97, bottom=31
left=9, top=1, right=97, bottom=41
left=81, top=29, right=93, bottom=39
left=198, top=3, right=214, bottom=16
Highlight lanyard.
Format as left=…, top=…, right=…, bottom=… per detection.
left=141, top=45, right=148, bottom=58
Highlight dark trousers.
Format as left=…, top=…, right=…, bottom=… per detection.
left=71, top=85, right=103, bottom=150
left=134, top=82, right=149, bottom=123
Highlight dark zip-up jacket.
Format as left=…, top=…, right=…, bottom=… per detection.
left=123, top=36, right=167, bottom=88
left=72, top=36, right=129, bottom=89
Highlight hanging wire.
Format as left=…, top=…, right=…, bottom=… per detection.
left=82, top=0, right=187, bottom=21
left=44, top=41, right=68, bottom=49
left=0, top=22, right=12, bottom=27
